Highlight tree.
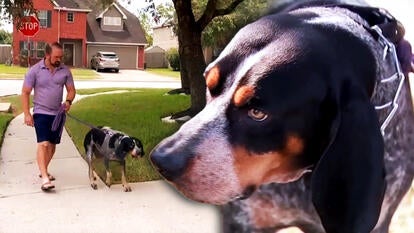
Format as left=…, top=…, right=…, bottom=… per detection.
left=5, top=0, right=267, bottom=118
left=143, top=0, right=268, bottom=118
left=0, top=30, right=12, bottom=44
left=138, top=12, right=154, bottom=47
left=1, top=0, right=35, bottom=27
left=170, top=0, right=268, bottom=118
left=201, top=0, right=268, bottom=49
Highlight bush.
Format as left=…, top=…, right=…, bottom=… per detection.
left=166, top=48, right=180, bottom=71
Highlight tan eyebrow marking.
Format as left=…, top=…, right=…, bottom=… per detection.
left=233, top=85, right=255, bottom=107
left=283, top=135, right=304, bottom=156
left=205, top=66, right=220, bottom=90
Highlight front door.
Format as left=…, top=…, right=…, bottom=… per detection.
left=63, top=43, right=74, bottom=66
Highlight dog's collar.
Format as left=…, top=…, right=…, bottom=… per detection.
left=371, top=26, right=405, bottom=136
left=327, top=4, right=406, bottom=135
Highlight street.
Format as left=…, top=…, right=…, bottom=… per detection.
left=0, top=69, right=180, bottom=96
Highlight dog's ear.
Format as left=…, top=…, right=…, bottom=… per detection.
left=311, top=82, right=385, bottom=233
left=131, top=137, right=142, bottom=147
left=132, top=137, right=145, bottom=155
left=115, top=141, right=125, bottom=158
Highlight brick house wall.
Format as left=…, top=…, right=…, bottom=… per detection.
left=12, top=0, right=146, bottom=69
left=12, top=0, right=88, bottom=67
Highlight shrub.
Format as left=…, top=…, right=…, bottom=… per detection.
left=166, top=48, right=180, bottom=71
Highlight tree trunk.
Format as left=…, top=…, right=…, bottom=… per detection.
left=172, top=0, right=207, bottom=118
left=168, top=50, right=190, bottom=95
left=179, top=56, right=191, bottom=93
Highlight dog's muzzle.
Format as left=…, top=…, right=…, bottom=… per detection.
left=150, top=143, right=192, bottom=181
left=131, top=148, right=145, bottom=158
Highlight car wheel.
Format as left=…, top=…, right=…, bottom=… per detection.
left=114, top=69, right=119, bottom=73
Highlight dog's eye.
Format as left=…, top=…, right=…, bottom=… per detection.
left=248, top=108, right=268, bottom=121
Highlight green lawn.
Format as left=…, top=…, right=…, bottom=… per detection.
left=0, top=65, right=180, bottom=80
left=65, top=88, right=189, bottom=182
left=145, top=68, right=181, bottom=79
left=0, top=64, right=98, bottom=80
left=0, top=95, right=23, bottom=148
left=0, top=88, right=190, bottom=182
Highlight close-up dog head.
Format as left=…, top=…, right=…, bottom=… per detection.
left=150, top=3, right=391, bottom=232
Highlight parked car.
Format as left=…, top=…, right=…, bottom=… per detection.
left=90, top=51, right=120, bottom=72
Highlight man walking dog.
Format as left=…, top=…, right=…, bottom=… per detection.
left=21, top=42, right=76, bottom=191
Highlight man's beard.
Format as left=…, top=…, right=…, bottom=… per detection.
left=48, top=57, right=60, bottom=67
left=52, top=61, right=61, bottom=67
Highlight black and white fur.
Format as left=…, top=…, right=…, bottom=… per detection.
left=84, top=126, right=144, bottom=192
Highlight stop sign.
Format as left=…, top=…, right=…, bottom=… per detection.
left=19, top=16, right=40, bottom=37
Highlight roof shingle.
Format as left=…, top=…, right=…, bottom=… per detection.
left=54, top=0, right=91, bottom=10
left=86, top=3, right=147, bottom=44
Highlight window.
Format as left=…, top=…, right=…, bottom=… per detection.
left=67, top=12, right=74, bottom=22
left=103, top=16, right=122, bottom=26
left=36, top=42, right=46, bottom=58
left=38, top=10, right=51, bottom=28
left=19, top=41, right=33, bottom=56
left=20, top=41, right=46, bottom=58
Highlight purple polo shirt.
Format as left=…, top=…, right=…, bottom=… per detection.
left=23, top=59, right=75, bottom=115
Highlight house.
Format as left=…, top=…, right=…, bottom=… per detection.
left=152, top=23, right=178, bottom=51
left=12, top=0, right=147, bottom=69
left=150, top=23, right=215, bottom=67
left=145, top=23, right=178, bottom=68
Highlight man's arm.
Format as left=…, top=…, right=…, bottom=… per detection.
left=64, top=84, right=76, bottom=111
left=21, top=86, right=33, bottom=126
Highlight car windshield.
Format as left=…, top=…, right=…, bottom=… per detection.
left=101, top=53, right=118, bottom=58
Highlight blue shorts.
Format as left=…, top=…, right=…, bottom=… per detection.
left=33, top=114, right=62, bottom=144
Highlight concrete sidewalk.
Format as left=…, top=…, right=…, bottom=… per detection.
left=0, top=114, right=220, bottom=233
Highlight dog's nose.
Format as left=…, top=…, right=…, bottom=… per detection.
left=150, top=147, right=190, bottom=181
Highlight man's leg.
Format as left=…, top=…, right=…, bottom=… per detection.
left=45, top=143, right=56, bottom=168
left=37, top=141, right=55, bottom=183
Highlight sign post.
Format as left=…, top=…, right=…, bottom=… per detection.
left=18, top=16, right=40, bottom=67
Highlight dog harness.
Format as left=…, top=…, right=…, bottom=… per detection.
left=328, top=4, right=408, bottom=135
left=94, top=130, right=128, bottom=160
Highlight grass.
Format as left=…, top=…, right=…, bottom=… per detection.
left=65, top=88, right=190, bottom=182
left=71, top=68, right=99, bottom=79
left=0, top=88, right=189, bottom=182
left=0, top=95, right=24, bottom=148
left=76, top=88, right=140, bottom=95
left=145, top=68, right=181, bottom=79
left=0, top=64, right=98, bottom=80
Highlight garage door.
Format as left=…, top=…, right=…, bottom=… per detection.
left=88, top=45, right=138, bottom=69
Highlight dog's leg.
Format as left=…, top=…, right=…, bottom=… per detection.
left=87, top=147, right=97, bottom=190
left=120, top=160, right=131, bottom=192
left=104, top=158, right=112, bottom=187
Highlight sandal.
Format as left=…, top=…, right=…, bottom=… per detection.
left=41, top=181, right=55, bottom=191
left=39, top=173, right=55, bottom=181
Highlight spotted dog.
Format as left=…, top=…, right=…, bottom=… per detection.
left=150, top=0, right=414, bottom=232
left=84, top=126, right=144, bottom=192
